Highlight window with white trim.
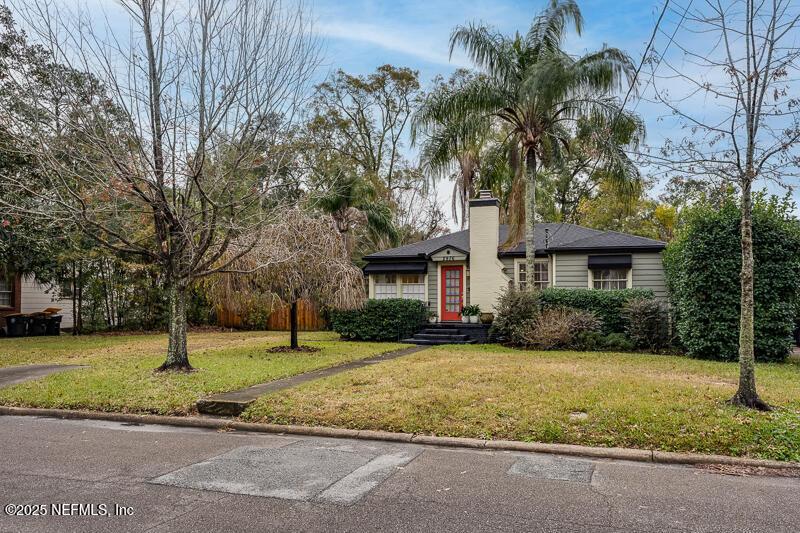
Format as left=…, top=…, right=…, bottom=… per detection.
left=516, top=260, right=549, bottom=290
left=0, top=271, right=12, bottom=308
left=373, top=274, right=397, bottom=299
left=591, top=268, right=629, bottom=290
left=400, top=274, right=425, bottom=301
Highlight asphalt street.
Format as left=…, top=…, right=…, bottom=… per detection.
left=0, top=415, right=798, bottom=532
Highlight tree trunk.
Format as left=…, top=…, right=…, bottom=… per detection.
left=157, top=283, right=192, bottom=372
left=76, top=262, right=83, bottom=335
left=730, top=179, right=769, bottom=410
left=524, top=146, right=537, bottom=289
left=290, top=300, right=299, bottom=349
left=71, top=261, right=78, bottom=336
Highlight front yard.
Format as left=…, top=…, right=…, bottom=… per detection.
left=242, top=344, right=800, bottom=462
left=0, top=331, right=404, bottom=415
left=2, top=333, right=799, bottom=461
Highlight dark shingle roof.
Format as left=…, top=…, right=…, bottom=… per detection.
left=363, top=223, right=664, bottom=260
left=499, top=223, right=606, bottom=254
left=363, top=229, right=470, bottom=259
left=546, top=229, right=666, bottom=251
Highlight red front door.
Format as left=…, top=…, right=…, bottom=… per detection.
left=440, top=265, right=464, bottom=321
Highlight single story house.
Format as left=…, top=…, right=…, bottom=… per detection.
left=0, top=272, right=74, bottom=330
left=363, top=191, right=667, bottom=321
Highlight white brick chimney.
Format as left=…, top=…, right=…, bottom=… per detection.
left=468, top=190, right=509, bottom=312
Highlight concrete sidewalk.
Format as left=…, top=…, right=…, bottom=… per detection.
left=1, top=415, right=798, bottom=532
left=0, top=364, right=87, bottom=389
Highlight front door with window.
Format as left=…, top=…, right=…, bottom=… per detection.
left=440, top=265, right=463, bottom=321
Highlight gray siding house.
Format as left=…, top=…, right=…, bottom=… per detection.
left=363, top=191, right=667, bottom=321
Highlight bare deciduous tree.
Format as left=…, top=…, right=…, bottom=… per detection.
left=1, top=0, right=320, bottom=370
left=649, top=0, right=800, bottom=409
left=205, top=210, right=365, bottom=349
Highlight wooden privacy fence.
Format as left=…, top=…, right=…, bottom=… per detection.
left=216, top=299, right=326, bottom=331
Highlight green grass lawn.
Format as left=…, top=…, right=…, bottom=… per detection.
left=0, top=331, right=402, bottom=415
left=241, top=344, right=800, bottom=462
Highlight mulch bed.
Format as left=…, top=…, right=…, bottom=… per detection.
left=697, top=464, right=800, bottom=478
left=265, top=346, right=321, bottom=353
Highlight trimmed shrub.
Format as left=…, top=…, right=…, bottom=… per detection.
left=539, top=287, right=654, bottom=334
left=664, top=195, right=800, bottom=362
left=489, top=286, right=540, bottom=345
left=518, top=307, right=601, bottom=350
left=330, top=298, right=428, bottom=341
left=622, top=298, right=672, bottom=352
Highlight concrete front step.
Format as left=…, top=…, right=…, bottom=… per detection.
left=414, top=333, right=469, bottom=341
left=401, top=338, right=477, bottom=345
left=415, top=322, right=492, bottom=344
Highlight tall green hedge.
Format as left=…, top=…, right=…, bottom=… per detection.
left=539, top=287, right=654, bottom=334
left=663, top=195, right=800, bottom=362
left=330, top=298, right=428, bottom=341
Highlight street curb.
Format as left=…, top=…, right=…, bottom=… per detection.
left=1, top=405, right=797, bottom=470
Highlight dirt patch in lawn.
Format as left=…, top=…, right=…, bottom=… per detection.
left=265, top=346, right=321, bottom=353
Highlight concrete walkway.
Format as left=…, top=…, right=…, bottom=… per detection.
left=1, top=415, right=798, bottom=532
left=197, top=345, right=428, bottom=416
left=0, top=364, right=87, bottom=389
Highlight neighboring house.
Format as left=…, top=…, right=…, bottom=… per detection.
left=363, top=191, right=667, bottom=321
left=0, top=271, right=74, bottom=329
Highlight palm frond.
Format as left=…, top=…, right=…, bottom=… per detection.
left=362, top=202, right=400, bottom=245
left=526, top=0, right=583, bottom=58
left=413, top=76, right=510, bottom=134
left=570, top=46, right=636, bottom=95
left=449, top=23, right=517, bottom=82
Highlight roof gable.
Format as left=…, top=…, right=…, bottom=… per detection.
left=363, top=229, right=469, bottom=259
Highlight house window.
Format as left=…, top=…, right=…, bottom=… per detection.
left=516, top=261, right=549, bottom=290
left=400, top=274, right=425, bottom=301
left=373, top=274, right=397, bottom=299
left=0, top=271, right=13, bottom=308
left=591, top=268, right=629, bottom=290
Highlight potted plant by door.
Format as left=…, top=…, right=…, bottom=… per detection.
left=428, top=311, right=438, bottom=324
left=462, top=305, right=480, bottom=323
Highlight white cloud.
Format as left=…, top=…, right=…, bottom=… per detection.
left=316, top=19, right=472, bottom=68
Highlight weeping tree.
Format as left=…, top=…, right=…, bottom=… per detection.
left=413, top=0, right=637, bottom=279
left=206, top=210, right=365, bottom=349
left=1, top=0, right=320, bottom=370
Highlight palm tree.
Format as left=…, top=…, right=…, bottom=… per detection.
left=311, top=169, right=399, bottom=255
left=413, top=70, right=490, bottom=229
left=413, top=0, right=636, bottom=280
left=540, top=112, right=645, bottom=223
